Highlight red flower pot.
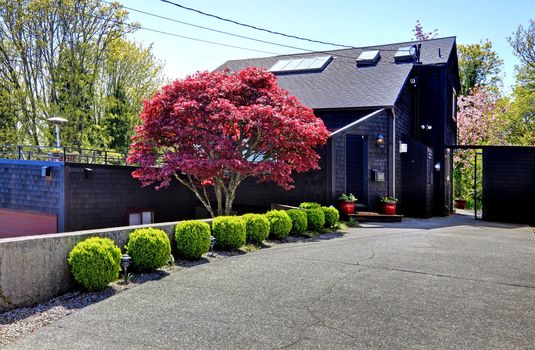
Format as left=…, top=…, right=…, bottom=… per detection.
left=382, top=203, right=396, bottom=215
left=454, top=199, right=466, bottom=209
left=339, top=201, right=355, bottom=215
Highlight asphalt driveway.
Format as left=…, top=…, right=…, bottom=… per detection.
left=5, top=213, right=535, bottom=349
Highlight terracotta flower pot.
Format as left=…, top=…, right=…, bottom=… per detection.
left=382, top=202, right=396, bottom=215
left=454, top=199, right=466, bottom=209
left=339, top=201, right=355, bottom=215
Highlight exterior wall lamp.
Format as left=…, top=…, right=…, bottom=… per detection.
left=375, top=134, right=385, bottom=148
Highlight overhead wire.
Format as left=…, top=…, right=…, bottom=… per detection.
left=158, top=0, right=355, bottom=49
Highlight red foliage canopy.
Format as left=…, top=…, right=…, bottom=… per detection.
left=128, top=67, right=329, bottom=193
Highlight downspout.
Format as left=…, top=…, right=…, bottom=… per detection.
left=389, top=108, right=396, bottom=198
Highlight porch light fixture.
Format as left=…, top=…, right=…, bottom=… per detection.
left=121, top=254, right=132, bottom=283
left=375, top=134, right=385, bottom=148
left=47, top=116, right=68, bottom=147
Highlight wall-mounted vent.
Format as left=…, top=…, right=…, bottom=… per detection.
left=394, top=46, right=415, bottom=62
left=356, top=50, right=380, bottom=66
left=268, top=56, right=332, bottom=73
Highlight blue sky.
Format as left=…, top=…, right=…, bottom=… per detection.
left=120, top=0, right=533, bottom=93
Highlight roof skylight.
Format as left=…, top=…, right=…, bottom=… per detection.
left=394, top=46, right=415, bottom=62
left=356, top=50, right=380, bottom=66
left=268, top=56, right=332, bottom=73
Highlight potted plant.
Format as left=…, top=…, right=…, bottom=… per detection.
left=338, top=193, right=357, bottom=215
left=454, top=198, right=467, bottom=209
left=380, top=196, right=398, bottom=215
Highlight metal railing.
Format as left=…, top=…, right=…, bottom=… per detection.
left=0, top=144, right=128, bottom=165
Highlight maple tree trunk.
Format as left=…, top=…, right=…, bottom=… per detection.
left=214, top=183, right=224, bottom=216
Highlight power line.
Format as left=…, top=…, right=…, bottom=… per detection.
left=140, top=26, right=281, bottom=55
left=59, top=4, right=284, bottom=56
left=112, top=2, right=312, bottom=53
left=159, top=0, right=355, bottom=49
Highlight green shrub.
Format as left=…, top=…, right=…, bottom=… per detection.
left=286, top=209, right=307, bottom=235
left=242, top=214, right=270, bottom=245
left=175, top=220, right=211, bottom=259
left=265, top=210, right=292, bottom=239
left=299, top=202, right=321, bottom=209
left=68, top=237, right=121, bottom=291
left=305, top=208, right=325, bottom=231
left=212, top=216, right=246, bottom=250
left=321, top=206, right=340, bottom=228
left=126, top=228, right=171, bottom=271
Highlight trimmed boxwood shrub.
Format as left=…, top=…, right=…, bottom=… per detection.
left=242, top=214, right=270, bottom=245
left=126, top=228, right=172, bottom=271
left=265, top=210, right=292, bottom=239
left=175, top=220, right=211, bottom=259
left=287, top=209, right=307, bottom=235
left=68, top=237, right=121, bottom=291
left=305, top=208, right=325, bottom=231
left=299, top=202, right=321, bottom=209
left=322, top=206, right=340, bottom=228
left=212, top=216, right=246, bottom=250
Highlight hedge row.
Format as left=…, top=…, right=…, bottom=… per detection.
left=68, top=204, right=340, bottom=291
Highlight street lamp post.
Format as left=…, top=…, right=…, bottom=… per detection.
left=47, top=117, right=68, bottom=147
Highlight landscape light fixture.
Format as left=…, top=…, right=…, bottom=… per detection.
left=375, top=134, right=385, bottom=148
left=121, top=254, right=132, bottom=283
left=209, top=236, right=216, bottom=257
left=420, top=124, right=432, bottom=130
left=47, top=117, right=68, bottom=148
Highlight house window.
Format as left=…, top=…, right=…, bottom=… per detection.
left=128, top=209, right=154, bottom=226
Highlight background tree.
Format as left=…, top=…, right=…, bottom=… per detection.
left=128, top=67, right=330, bottom=217
left=458, top=41, right=503, bottom=95
left=412, top=20, right=438, bottom=41
left=0, top=0, right=163, bottom=149
left=505, top=19, right=535, bottom=145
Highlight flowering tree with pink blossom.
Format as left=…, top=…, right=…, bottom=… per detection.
left=412, top=20, right=438, bottom=41
left=127, top=67, right=329, bottom=217
left=454, top=87, right=507, bottom=200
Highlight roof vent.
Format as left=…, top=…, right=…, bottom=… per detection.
left=394, top=46, right=415, bottom=62
left=356, top=50, right=380, bottom=66
left=268, top=56, right=332, bottom=73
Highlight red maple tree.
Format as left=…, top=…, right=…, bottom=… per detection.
left=128, top=67, right=329, bottom=216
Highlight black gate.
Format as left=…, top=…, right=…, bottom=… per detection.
left=450, top=145, right=535, bottom=225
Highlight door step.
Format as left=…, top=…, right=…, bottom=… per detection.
left=348, top=212, right=403, bottom=222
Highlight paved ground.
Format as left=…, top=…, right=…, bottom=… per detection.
left=5, top=213, right=535, bottom=349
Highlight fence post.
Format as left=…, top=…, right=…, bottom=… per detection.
left=18, top=146, right=22, bottom=160
left=63, top=146, right=66, bottom=162
left=104, top=151, right=108, bottom=165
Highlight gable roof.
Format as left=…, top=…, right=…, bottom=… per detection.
left=217, top=37, right=456, bottom=110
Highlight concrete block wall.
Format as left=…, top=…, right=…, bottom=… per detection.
left=0, top=219, right=211, bottom=312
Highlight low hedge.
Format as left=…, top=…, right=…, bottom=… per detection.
left=299, top=202, right=321, bottom=209
left=175, top=220, right=211, bottom=259
left=286, top=209, right=307, bottom=235
left=242, top=214, right=270, bottom=245
left=305, top=208, right=325, bottom=231
left=68, top=237, right=121, bottom=291
left=265, top=210, right=292, bottom=239
left=212, top=216, right=246, bottom=250
left=322, top=206, right=340, bottom=228
left=126, top=228, right=172, bottom=271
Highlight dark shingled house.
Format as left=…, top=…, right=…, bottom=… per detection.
left=0, top=37, right=460, bottom=237
left=220, top=37, right=460, bottom=217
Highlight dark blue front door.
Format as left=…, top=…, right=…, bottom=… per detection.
left=345, top=134, right=368, bottom=206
